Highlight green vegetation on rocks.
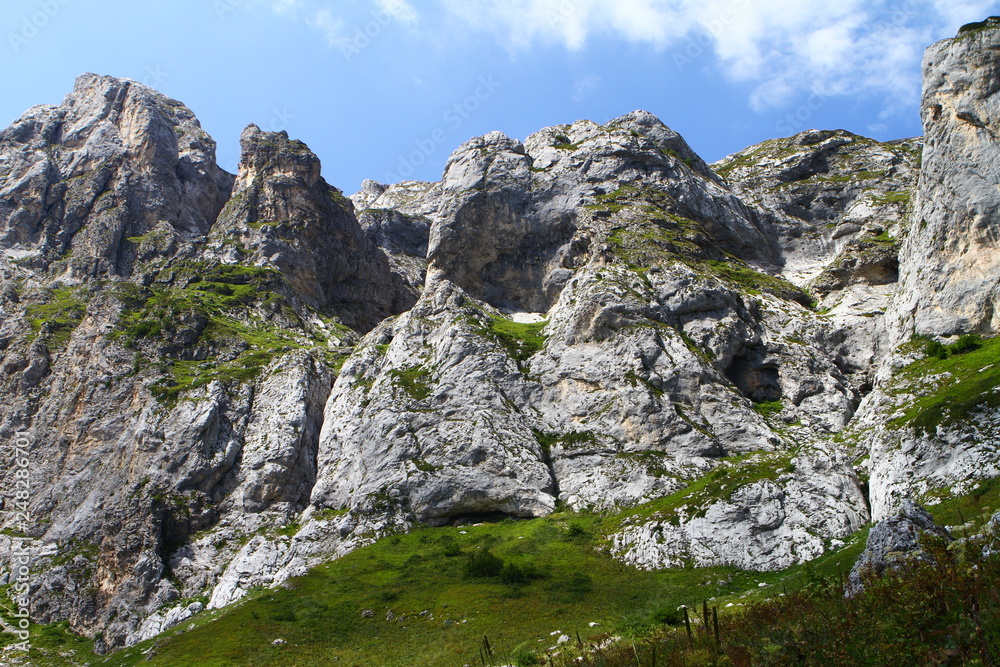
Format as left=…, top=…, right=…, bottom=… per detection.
left=90, top=505, right=868, bottom=667
left=25, top=286, right=89, bottom=349
left=113, top=260, right=338, bottom=404
left=610, top=451, right=795, bottom=527
left=478, top=316, right=548, bottom=365
left=388, top=364, right=433, bottom=400
left=889, top=334, right=1000, bottom=433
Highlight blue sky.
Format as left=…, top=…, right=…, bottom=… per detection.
left=2, top=0, right=998, bottom=193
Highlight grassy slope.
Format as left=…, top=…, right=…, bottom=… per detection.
left=74, top=510, right=869, bottom=667
left=888, top=335, right=1000, bottom=433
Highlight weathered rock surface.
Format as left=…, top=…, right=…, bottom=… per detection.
left=845, top=23, right=1000, bottom=526
left=716, top=130, right=919, bottom=288
left=889, top=24, right=1000, bottom=339
left=612, top=447, right=867, bottom=571
left=845, top=499, right=952, bottom=596
left=212, top=126, right=415, bottom=331
left=0, top=75, right=407, bottom=651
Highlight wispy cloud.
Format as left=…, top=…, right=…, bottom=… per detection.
left=571, top=74, right=602, bottom=103
left=308, top=8, right=345, bottom=47
left=270, top=0, right=302, bottom=15
left=432, top=0, right=1000, bottom=118
left=263, top=0, right=1000, bottom=122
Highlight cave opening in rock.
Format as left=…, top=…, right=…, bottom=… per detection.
left=725, top=354, right=782, bottom=403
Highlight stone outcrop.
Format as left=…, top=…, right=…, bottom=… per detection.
left=845, top=23, right=1000, bottom=526
left=845, top=500, right=952, bottom=596
left=0, top=73, right=233, bottom=280
left=212, top=126, right=415, bottom=331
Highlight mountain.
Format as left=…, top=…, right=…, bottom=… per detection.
left=2, top=21, right=1000, bottom=664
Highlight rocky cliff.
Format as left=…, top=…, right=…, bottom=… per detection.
left=2, top=21, right=1000, bottom=656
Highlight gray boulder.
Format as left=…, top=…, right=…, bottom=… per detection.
left=845, top=499, right=952, bottom=596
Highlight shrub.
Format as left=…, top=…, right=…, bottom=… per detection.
left=513, top=647, right=541, bottom=666
left=464, top=548, right=504, bottom=579
left=949, top=333, right=981, bottom=354
left=440, top=540, right=462, bottom=557
left=500, top=561, right=528, bottom=585
left=651, top=606, right=684, bottom=626
left=565, top=521, right=588, bottom=540
left=924, top=339, right=948, bottom=359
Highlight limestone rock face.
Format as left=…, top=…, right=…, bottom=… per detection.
left=612, top=448, right=867, bottom=571
left=889, top=26, right=1000, bottom=339
left=840, top=346, right=1000, bottom=521
left=351, top=179, right=438, bottom=296
left=0, top=75, right=400, bottom=651
left=310, top=275, right=558, bottom=525
left=716, top=130, right=919, bottom=285
left=0, top=73, right=233, bottom=279
left=422, top=112, right=780, bottom=314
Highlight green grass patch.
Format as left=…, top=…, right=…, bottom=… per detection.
left=533, top=429, right=598, bottom=453
left=111, top=260, right=337, bottom=404
left=888, top=334, right=1000, bottom=433
left=752, top=400, right=784, bottom=418
left=478, top=316, right=548, bottom=365
left=577, top=525, right=998, bottom=666
left=870, top=190, right=911, bottom=206
left=957, top=16, right=1000, bottom=38
left=7, top=620, right=97, bottom=667
left=25, top=286, right=89, bottom=349
left=700, top=260, right=813, bottom=307
left=388, top=365, right=433, bottom=401
left=608, top=451, right=794, bottom=529
left=921, top=476, right=1000, bottom=534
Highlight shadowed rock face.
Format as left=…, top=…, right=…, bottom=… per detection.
left=212, top=124, right=416, bottom=331
left=420, top=111, right=780, bottom=314
left=889, top=26, right=1000, bottom=339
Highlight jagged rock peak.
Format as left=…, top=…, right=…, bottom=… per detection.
left=237, top=123, right=322, bottom=188
left=213, top=123, right=415, bottom=329
left=0, top=72, right=233, bottom=277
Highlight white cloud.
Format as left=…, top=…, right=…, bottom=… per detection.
left=431, top=0, right=1000, bottom=120
left=264, top=0, right=302, bottom=15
